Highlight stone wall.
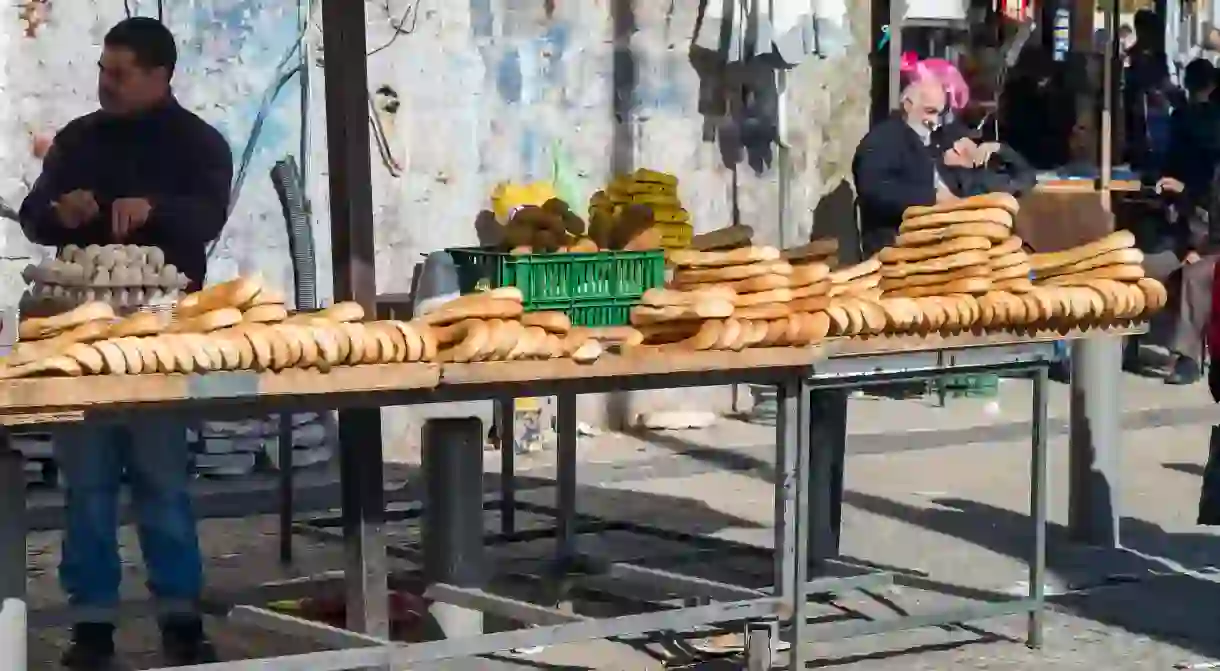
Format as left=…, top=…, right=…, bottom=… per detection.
left=0, top=0, right=872, bottom=456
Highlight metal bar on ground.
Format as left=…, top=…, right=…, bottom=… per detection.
left=227, top=605, right=389, bottom=650
left=422, top=417, right=487, bottom=638
left=604, top=563, right=767, bottom=602
left=319, top=0, right=388, bottom=641
left=390, top=597, right=784, bottom=665
left=0, top=433, right=26, bottom=671
left=423, top=584, right=587, bottom=626
left=798, top=599, right=1037, bottom=648
left=1028, top=365, right=1050, bottom=647
left=1068, top=337, right=1122, bottom=547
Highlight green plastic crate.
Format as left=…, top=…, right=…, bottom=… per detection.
left=935, top=374, right=999, bottom=398
left=446, top=247, right=666, bottom=327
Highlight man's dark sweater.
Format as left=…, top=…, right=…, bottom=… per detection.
left=19, top=98, right=232, bottom=288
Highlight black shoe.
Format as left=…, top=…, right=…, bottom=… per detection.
left=1122, top=344, right=1144, bottom=374
left=1166, top=357, right=1203, bottom=385
left=62, top=623, right=116, bottom=670
left=160, top=616, right=219, bottom=665
left=1049, top=360, right=1071, bottom=383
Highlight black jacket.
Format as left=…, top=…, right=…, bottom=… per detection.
left=19, top=98, right=232, bottom=287
left=853, top=116, right=1035, bottom=255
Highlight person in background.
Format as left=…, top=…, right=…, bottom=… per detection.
left=1118, top=24, right=1135, bottom=66
left=18, top=17, right=231, bottom=668
left=1137, top=58, right=1220, bottom=384
left=1002, top=46, right=1077, bottom=169
left=1125, top=9, right=1177, bottom=170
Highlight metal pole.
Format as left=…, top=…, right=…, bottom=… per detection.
left=320, top=0, right=389, bottom=638
left=789, top=378, right=811, bottom=670
left=277, top=415, right=295, bottom=566
left=0, top=432, right=27, bottom=671
left=555, top=394, right=579, bottom=564
left=495, top=398, right=516, bottom=534
left=1028, top=366, right=1049, bottom=648
left=422, top=418, right=487, bottom=638
left=888, top=0, right=906, bottom=111
left=1068, top=337, right=1122, bottom=547
left=807, top=389, right=848, bottom=567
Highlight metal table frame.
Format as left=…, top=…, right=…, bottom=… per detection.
left=0, top=356, right=828, bottom=671
left=285, top=337, right=1057, bottom=670
left=788, top=339, right=1053, bottom=669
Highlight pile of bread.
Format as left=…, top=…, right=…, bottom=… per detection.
left=878, top=193, right=1030, bottom=298
left=23, top=244, right=192, bottom=309
left=4, top=278, right=669, bottom=378
left=1028, top=230, right=1166, bottom=324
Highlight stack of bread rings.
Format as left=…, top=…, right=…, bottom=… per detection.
left=1026, top=230, right=1167, bottom=327
left=659, top=246, right=834, bottom=349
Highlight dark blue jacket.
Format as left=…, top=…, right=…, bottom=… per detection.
left=19, top=98, right=232, bottom=287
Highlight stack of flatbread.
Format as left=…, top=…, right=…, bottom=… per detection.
left=879, top=193, right=1022, bottom=299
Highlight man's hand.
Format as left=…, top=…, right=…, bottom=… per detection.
left=111, top=198, right=153, bottom=240
left=952, top=137, right=978, bottom=156
left=973, top=142, right=1001, bottom=166
left=1156, top=177, right=1186, bottom=193
left=1185, top=250, right=1202, bottom=264
left=51, top=190, right=98, bottom=229
left=943, top=148, right=974, bottom=168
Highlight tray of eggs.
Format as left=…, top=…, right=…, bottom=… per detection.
left=22, top=244, right=191, bottom=311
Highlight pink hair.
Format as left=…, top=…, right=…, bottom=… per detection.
left=900, top=53, right=971, bottom=111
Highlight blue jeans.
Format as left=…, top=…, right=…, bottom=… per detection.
left=53, top=418, right=202, bottom=622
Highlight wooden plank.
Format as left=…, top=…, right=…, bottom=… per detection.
left=440, top=348, right=826, bottom=386
left=828, top=325, right=1146, bottom=358
left=1034, top=180, right=1141, bottom=194
left=0, top=364, right=441, bottom=416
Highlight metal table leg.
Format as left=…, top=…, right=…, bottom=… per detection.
left=790, top=378, right=812, bottom=670
left=1028, top=366, right=1050, bottom=648
left=806, top=389, right=848, bottom=569
left=277, top=414, right=295, bottom=566
left=0, top=431, right=27, bottom=671
left=1068, top=337, right=1122, bottom=547
left=423, top=418, right=487, bottom=637
left=495, top=398, right=516, bottom=534
left=336, top=408, right=389, bottom=639
left=555, top=394, right=578, bottom=564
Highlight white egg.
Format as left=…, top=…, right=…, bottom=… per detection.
left=145, top=247, right=166, bottom=269
left=92, top=268, right=112, bottom=286
left=62, top=244, right=82, bottom=262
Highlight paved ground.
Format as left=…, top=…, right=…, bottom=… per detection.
left=25, top=410, right=1220, bottom=669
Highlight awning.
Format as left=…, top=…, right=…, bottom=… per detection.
left=692, top=0, right=851, bottom=66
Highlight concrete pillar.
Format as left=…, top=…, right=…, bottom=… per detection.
left=1068, top=337, right=1122, bottom=547
left=422, top=418, right=487, bottom=637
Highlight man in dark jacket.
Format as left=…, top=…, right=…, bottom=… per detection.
left=854, top=78, right=1035, bottom=256
left=853, top=79, right=957, bottom=256
left=20, top=22, right=230, bottom=289
left=19, top=18, right=230, bottom=668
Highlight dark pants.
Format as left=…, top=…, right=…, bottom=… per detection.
left=1143, top=249, right=1216, bottom=362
